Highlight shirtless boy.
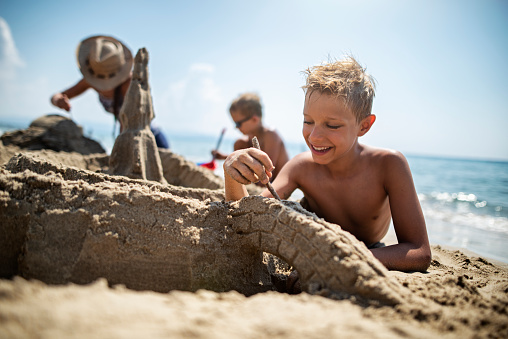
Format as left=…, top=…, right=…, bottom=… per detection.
left=223, top=57, right=431, bottom=273
left=213, top=92, right=289, bottom=181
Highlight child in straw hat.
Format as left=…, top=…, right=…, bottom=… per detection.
left=50, top=35, right=169, bottom=148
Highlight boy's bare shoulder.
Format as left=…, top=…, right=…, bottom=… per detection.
left=363, top=145, right=406, bottom=161
left=234, top=136, right=250, bottom=150
left=362, top=145, right=410, bottom=172
left=292, top=150, right=313, bottom=161
left=285, top=151, right=314, bottom=169
left=263, top=127, right=284, bottom=142
left=277, top=151, right=314, bottom=185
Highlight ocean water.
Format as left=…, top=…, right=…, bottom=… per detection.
left=408, top=156, right=508, bottom=263
left=1, top=118, right=507, bottom=263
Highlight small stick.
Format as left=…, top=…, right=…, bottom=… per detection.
left=252, top=136, right=282, bottom=201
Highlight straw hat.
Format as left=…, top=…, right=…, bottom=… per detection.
left=76, top=35, right=133, bottom=91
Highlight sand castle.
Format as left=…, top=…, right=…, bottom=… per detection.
left=0, top=47, right=413, bottom=306
left=109, top=48, right=167, bottom=184
left=1, top=151, right=413, bottom=305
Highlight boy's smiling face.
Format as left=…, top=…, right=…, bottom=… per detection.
left=303, top=91, right=369, bottom=165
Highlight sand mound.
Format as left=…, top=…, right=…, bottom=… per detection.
left=0, top=150, right=507, bottom=338
left=0, top=139, right=226, bottom=189
left=0, top=245, right=506, bottom=338
left=1, top=152, right=409, bottom=305
left=0, top=114, right=105, bottom=154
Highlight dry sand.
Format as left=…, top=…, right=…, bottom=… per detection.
left=0, top=247, right=506, bottom=338
left=0, top=144, right=507, bottom=338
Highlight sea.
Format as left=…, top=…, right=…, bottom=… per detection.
left=1, top=118, right=507, bottom=264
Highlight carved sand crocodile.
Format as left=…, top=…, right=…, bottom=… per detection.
left=0, top=152, right=412, bottom=306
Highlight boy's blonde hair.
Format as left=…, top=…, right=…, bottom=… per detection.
left=303, top=56, right=376, bottom=122
left=229, top=92, right=262, bottom=118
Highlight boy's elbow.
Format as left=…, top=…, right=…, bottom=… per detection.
left=414, top=247, right=432, bottom=272
left=397, top=246, right=432, bottom=272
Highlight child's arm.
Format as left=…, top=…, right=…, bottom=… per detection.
left=211, top=150, right=228, bottom=160
left=262, top=131, right=284, bottom=169
left=371, top=152, right=432, bottom=272
left=50, top=79, right=91, bottom=111
left=224, top=148, right=302, bottom=202
left=223, top=148, right=274, bottom=201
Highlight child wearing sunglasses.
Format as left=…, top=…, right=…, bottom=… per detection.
left=212, top=92, right=289, bottom=181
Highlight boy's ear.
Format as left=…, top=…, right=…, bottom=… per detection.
left=358, top=114, right=376, bottom=136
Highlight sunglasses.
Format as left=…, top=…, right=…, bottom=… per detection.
left=234, top=115, right=252, bottom=129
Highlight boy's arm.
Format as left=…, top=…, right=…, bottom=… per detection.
left=262, top=131, right=283, bottom=168
left=223, top=148, right=274, bottom=201
left=211, top=150, right=228, bottom=160
left=224, top=148, right=300, bottom=201
left=224, top=168, right=249, bottom=201
left=51, top=79, right=91, bottom=111
left=61, top=78, right=91, bottom=99
left=371, top=151, right=432, bottom=272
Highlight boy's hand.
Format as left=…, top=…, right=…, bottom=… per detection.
left=224, top=148, right=274, bottom=185
left=51, top=93, right=71, bottom=112
left=211, top=150, right=227, bottom=160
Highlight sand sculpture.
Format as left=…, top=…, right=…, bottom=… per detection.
left=0, top=152, right=414, bottom=306
left=108, top=48, right=167, bottom=184
left=158, top=148, right=224, bottom=190
left=2, top=147, right=508, bottom=337
left=0, top=46, right=256, bottom=191
left=157, top=148, right=262, bottom=194
left=0, top=114, right=104, bottom=154
left=0, top=48, right=417, bottom=307
left=2, top=63, right=508, bottom=339
left=0, top=126, right=237, bottom=192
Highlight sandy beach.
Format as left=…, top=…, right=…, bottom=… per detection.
left=1, top=232, right=507, bottom=338
left=1, top=51, right=507, bottom=338
left=1, top=126, right=507, bottom=339
left=1, top=246, right=506, bottom=339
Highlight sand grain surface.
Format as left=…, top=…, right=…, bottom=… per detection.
left=0, top=149, right=506, bottom=338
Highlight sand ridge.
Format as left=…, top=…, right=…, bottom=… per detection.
left=1, top=152, right=413, bottom=304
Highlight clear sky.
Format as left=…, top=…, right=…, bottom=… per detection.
left=1, top=0, right=507, bottom=161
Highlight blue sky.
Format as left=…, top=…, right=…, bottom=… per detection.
left=1, top=0, right=507, bottom=161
